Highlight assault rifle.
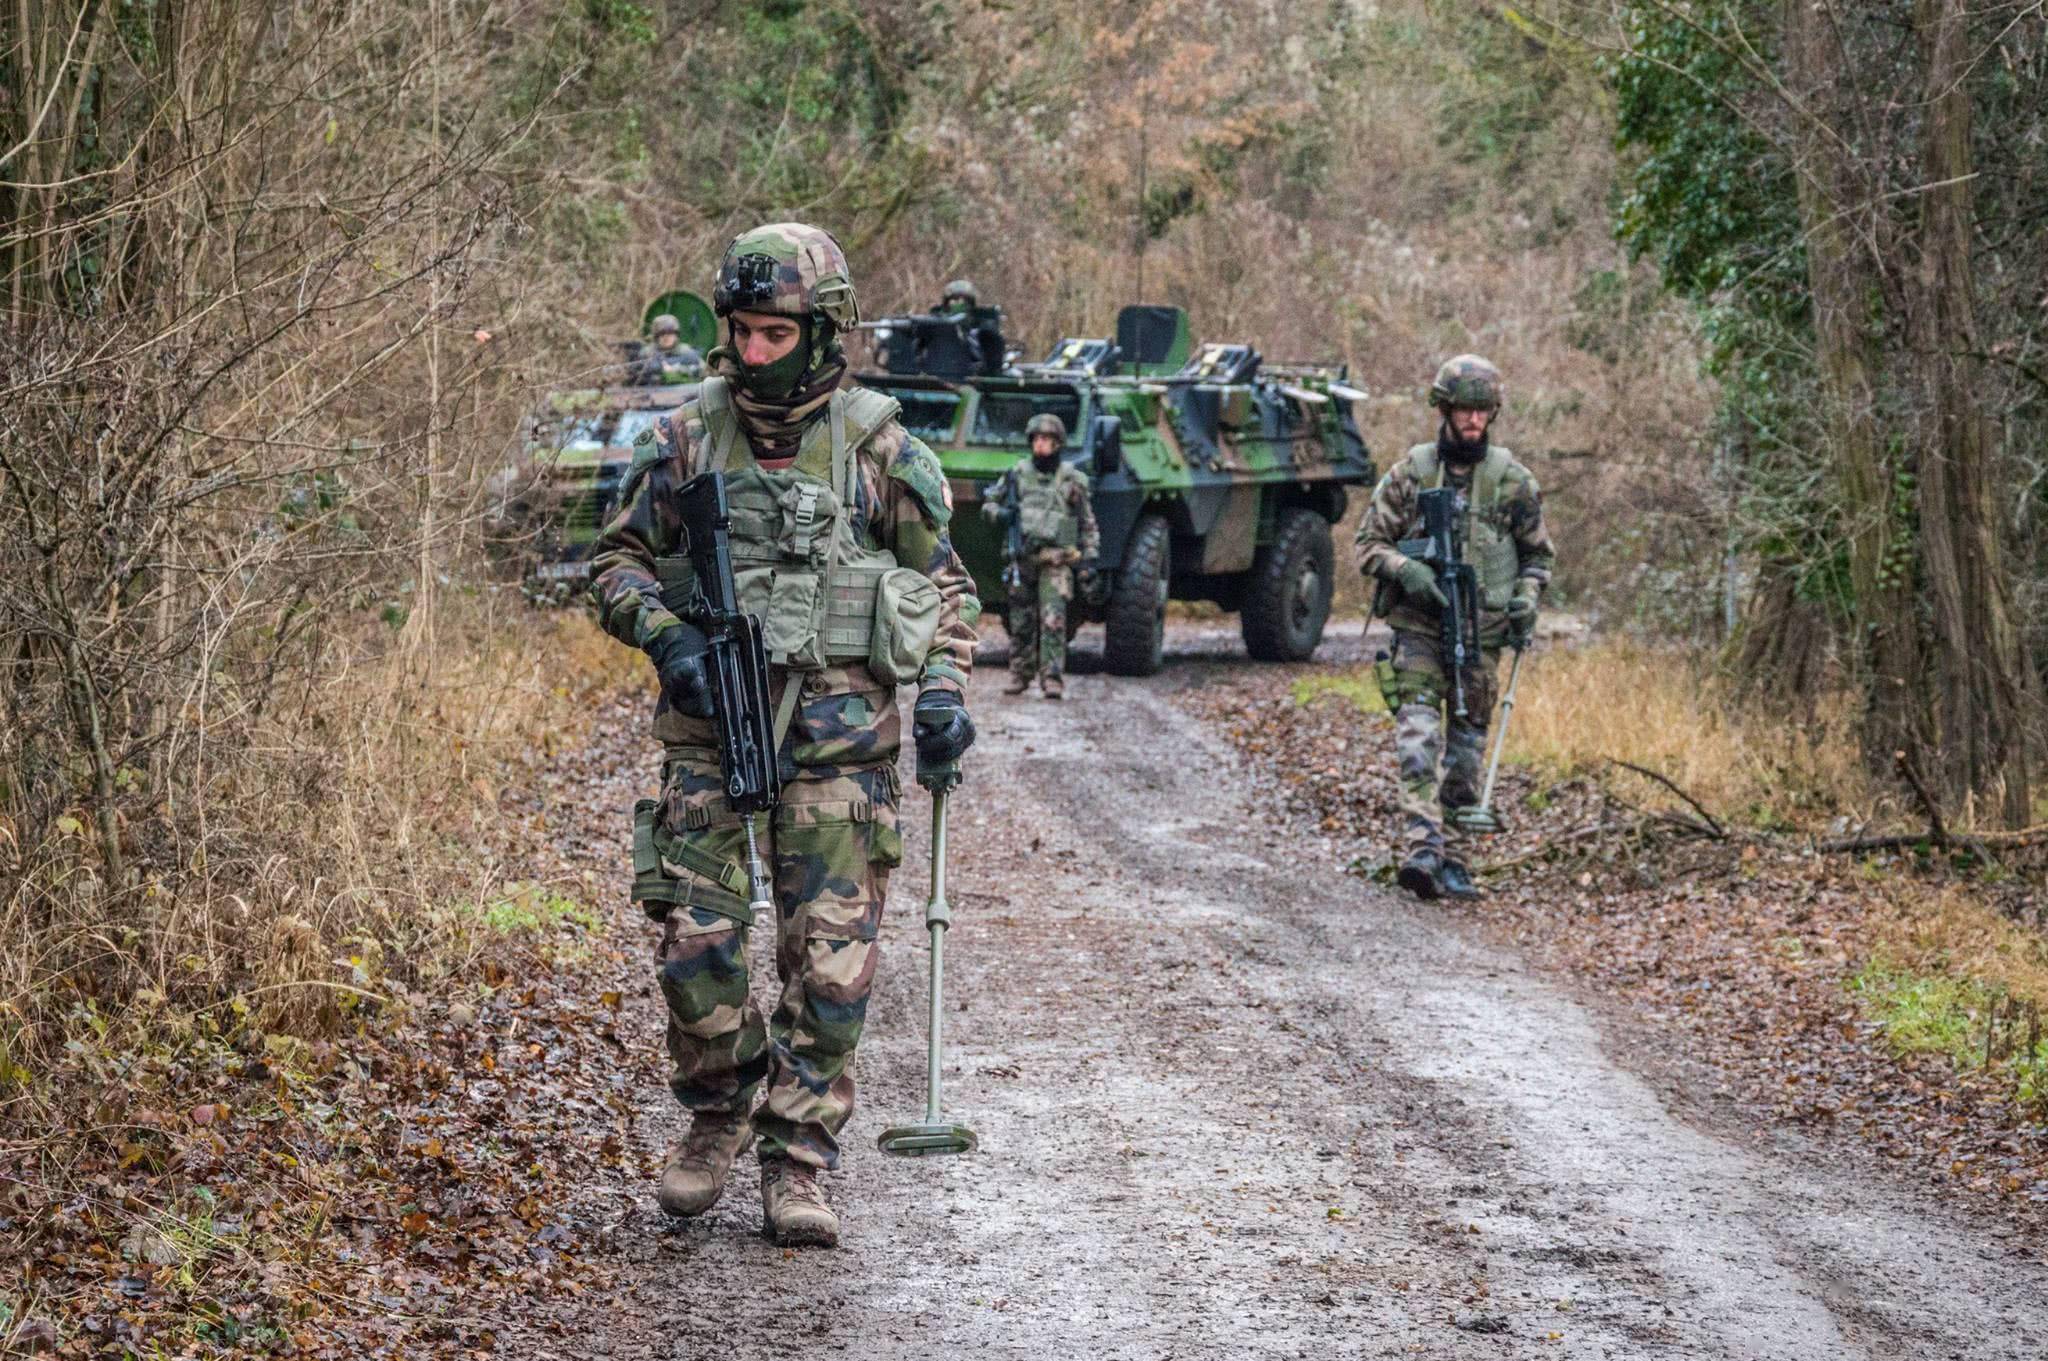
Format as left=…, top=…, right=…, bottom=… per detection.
left=1398, top=486, right=1481, bottom=718
left=993, top=469, right=1024, bottom=591
left=673, top=472, right=779, bottom=920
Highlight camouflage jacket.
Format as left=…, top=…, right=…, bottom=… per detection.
left=590, top=388, right=981, bottom=703
left=1354, top=441, right=1555, bottom=643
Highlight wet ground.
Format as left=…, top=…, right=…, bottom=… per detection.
left=514, top=623, right=2048, bottom=1359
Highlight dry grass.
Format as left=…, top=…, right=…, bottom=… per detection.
left=1869, top=881, right=2048, bottom=1012
left=1506, top=641, right=1870, bottom=830
left=0, top=601, right=637, bottom=1105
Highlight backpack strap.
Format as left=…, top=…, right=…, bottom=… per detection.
left=696, top=376, right=741, bottom=473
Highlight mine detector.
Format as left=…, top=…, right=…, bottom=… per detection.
left=853, top=304, right=1376, bottom=674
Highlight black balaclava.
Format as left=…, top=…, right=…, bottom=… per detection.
left=706, top=317, right=848, bottom=463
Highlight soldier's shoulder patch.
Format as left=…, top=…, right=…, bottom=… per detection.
left=886, top=434, right=952, bottom=527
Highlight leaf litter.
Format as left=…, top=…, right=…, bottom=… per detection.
left=1182, top=661, right=2048, bottom=1246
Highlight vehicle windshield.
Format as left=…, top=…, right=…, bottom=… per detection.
left=611, top=408, right=666, bottom=447
left=552, top=413, right=610, bottom=453
left=971, top=387, right=1081, bottom=446
left=867, top=386, right=963, bottom=445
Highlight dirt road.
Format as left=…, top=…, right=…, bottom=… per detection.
left=533, top=627, right=2048, bottom=1360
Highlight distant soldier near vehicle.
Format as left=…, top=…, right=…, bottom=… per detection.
left=982, top=412, right=1100, bottom=699
left=930, top=278, right=1006, bottom=374
left=630, top=312, right=705, bottom=386
left=933, top=279, right=979, bottom=315
left=1355, top=355, right=1555, bottom=901
left=589, top=223, right=980, bottom=1246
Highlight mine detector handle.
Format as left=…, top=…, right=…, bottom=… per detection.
left=674, top=472, right=780, bottom=819
left=1396, top=486, right=1481, bottom=720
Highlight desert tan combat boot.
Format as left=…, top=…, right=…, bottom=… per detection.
left=1040, top=675, right=1064, bottom=700
left=656, top=1111, right=753, bottom=1217
left=760, top=1160, right=840, bottom=1247
left=1002, top=673, right=1031, bottom=695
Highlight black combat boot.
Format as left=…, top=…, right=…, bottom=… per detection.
left=1439, top=857, right=1482, bottom=901
left=1397, top=849, right=1444, bottom=900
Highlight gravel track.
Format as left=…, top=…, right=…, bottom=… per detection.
left=518, top=625, right=2048, bottom=1360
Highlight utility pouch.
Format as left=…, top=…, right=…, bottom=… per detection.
left=869, top=567, right=942, bottom=685
left=630, top=797, right=755, bottom=925
left=762, top=569, right=826, bottom=669
left=1372, top=653, right=1401, bottom=712
left=630, top=797, right=683, bottom=915
left=1369, top=578, right=1395, bottom=620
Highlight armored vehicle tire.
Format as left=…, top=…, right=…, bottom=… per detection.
left=1241, top=507, right=1335, bottom=662
left=1104, top=513, right=1170, bottom=676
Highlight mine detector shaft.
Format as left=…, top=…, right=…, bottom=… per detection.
left=662, top=472, right=778, bottom=917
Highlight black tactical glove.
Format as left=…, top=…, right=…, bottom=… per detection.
left=646, top=620, right=714, bottom=719
left=1395, top=557, right=1449, bottom=610
left=913, top=689, right=975, bottom=788
left=1505, top=581, right=1539, bottom=646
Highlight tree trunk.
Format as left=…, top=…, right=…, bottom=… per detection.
left=1909, top=0, right=2036, bottom=826
left=1780, top=0, right=1928, bottom=774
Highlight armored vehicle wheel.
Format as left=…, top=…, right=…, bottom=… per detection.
left=1241, top=507, right=1335, bottom=662
left=1105, top=513, right=1170, bottom=676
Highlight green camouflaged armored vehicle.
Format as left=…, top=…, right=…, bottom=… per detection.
left=495, top=294, right=715, bottom=601
left=855, top=305, right=1375, bottom=674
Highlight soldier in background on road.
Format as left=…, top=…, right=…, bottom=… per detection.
left=982, top=412, right=1100, bottom=700
left=1355, top=355, right=1555, bottom=901
left=629, top=312, right=704, bottom=386
left=589, top=223, right=980, bottom=1247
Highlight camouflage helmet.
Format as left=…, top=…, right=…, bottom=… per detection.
left=650, top=313, right=681, bottom=339
left=943, top=279, right=979, bottom=305
left=712, top=222, right=860, bottom=330
left=1429, top=354, right=1503, bottom=412
left=1025, top=412, right=1067, bottom=443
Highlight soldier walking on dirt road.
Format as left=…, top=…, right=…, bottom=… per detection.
left=1355, top=355, right=1555, bottom=901
left=982, top=412, right=1100, bottom=700
left=589, top=223, right=980, bottom=1247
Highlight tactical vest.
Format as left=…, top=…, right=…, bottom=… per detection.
left=1015, top=460, right=1085, bottom=551
left=1403, top=443, right=1524, bottom=609
left=653, top=378, right=941, bottom=701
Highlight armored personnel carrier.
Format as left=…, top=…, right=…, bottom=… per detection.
left=854, top=305, right=1375, bottom=674
left=495, top=294, right=716, bottom=601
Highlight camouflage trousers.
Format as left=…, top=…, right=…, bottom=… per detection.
left=1006, top=558, right=1073, bottom=683
left=1385, top=629, right=1499, bottom=857
left=648, top=750, right=903, bottom=1172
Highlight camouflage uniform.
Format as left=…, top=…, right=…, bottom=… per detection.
left=1355, top=357, right=1555, bottom=875
left=591, top=226, right=980, bottom=1177
left=983, top=418, right=1100, bottom=695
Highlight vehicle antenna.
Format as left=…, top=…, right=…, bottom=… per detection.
left=1135, top=83, right=1150, bottom=303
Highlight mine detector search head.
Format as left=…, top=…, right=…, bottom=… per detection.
left=878, top=766, right=978, bottom=1158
